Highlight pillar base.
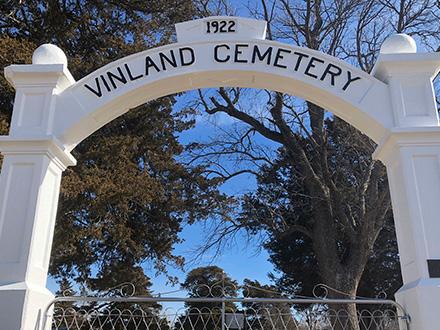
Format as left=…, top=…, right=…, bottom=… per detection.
left=396, top=279, right=440, bottom=330
left=0, top=282, right=54, bottom=330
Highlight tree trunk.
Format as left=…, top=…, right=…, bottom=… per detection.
left=320, top=275, right=362, bottom=330
left=327, top=287, right=360, bottom=330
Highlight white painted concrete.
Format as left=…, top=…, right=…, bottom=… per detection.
left=32, top=44, right=68, bottom=66
left=52, top=40, right=392, bottom=151
left=372, top=42, right=440, bottom=329
left=0, top=138, right=75, bottom=330
left=175, top=17, right=267, bottom=42
left=380, top=34, right=417, bottom=54
left=1, top=17, right=440, bottom=329
left=0, top=60, right=75, bottom=330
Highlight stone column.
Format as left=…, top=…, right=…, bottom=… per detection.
left=373, top=34, right=440, bottom=330
left=0, top=45, right=76, bottom=330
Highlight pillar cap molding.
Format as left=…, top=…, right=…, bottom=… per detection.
left=373, top=127, right=440, bottom=162
left=0, top=136, right=76, bottom=170
left=372, top=52, right=440, bottom=83
left=4, top=64, right=75, bottom=92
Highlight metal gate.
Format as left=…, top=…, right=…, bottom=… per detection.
left=42, top=283, right=410, bottom=330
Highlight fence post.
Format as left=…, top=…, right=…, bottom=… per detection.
left=222, top=299, right=226, bottom=330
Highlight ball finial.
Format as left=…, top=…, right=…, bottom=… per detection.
left=380, top=34, right=417, bottom=54
left=32, top=44, right=68, bottom=65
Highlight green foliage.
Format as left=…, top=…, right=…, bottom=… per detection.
left=240, top=118, right=402, bottom=298
left=182, top=266, right=238, bottom=302
left=0, top=36, right=35, bottom=135
left=194, top=1, right=439, bottom=307
left=52, top=101, right=223, bottom=292
left=0, top=0, right=227, bottom=294
left=175, top=266, right=238, bottom=330
left=242, top=280, right=298, bottom=330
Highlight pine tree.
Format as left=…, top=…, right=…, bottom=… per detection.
left=0, top=1, right=225, bottom=294
left=176, top=266, right=238, bottom=330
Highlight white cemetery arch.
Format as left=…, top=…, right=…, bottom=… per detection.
left=1, top=17, right=440, bottom=330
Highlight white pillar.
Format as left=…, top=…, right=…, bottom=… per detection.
left=373, top=35, right=440, bottom=330
left=0, top=45, right=76, bottom=330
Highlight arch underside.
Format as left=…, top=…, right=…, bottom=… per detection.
left=53, top=41, right=394, bottom=150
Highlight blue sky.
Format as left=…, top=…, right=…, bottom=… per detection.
left=47, top=89, right=278, bottom=296
left=149, top=89, right=280, bottom=294
left=44, top=0, right=440, bottom=297
left=46, top=1, right=281, bottom=295
left=148, top=221, right=276, bottom=296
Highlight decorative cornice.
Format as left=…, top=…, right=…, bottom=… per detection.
left=4, top=64, right=75, bottom=92
left=373, top=127, right=440, bottom=162
left=372, top=53, right=440, bottom=83
left=0, top=136, right=76, bottom=170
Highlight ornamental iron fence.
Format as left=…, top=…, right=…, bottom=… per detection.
left=42, top=283, right=409, bottom=330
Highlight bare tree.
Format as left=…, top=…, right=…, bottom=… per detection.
left=188, top=1, right=440, bottom=329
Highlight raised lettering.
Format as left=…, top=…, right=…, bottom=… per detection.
left=100, top=75, right=111, bottom=92
left=107, top=67, right=128, bottom=89
left=274, top=48, right=292, bottom=69
left=179, top=47, right=195, bottom=66
left=84, top=77, right=103, bottom=97
left=159, top=51, right=178, bottom=71
left=214, top=44, right=230, bottom=62
left=320, top=63, right=342, bottom=86
left=124, top=64, right=143, bottom=81
left=234, top=44, right=249, bottom=63
left=304, top=57, right=325, bottom=79
left=342, top=71, right=362, bottom=91
left=251, top=45, right=273, bottom=65
left=145, top=56, right=161, bottom=75
left=293, top=51, right=309, bottom=71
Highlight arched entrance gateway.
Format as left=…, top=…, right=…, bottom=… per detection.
left=0, top=16, right=439, bottom=329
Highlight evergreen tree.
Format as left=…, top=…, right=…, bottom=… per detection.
left=240, top=120, right=402, bottom=300
left=182, top=266, right=238, bottom=307
left=0, top=1, right=226, bottom=294
left=176, top=266, right=238, bottom=330
left=195, top=1, right=438, bottom=328
left=242, top=279, right=298, bottom=330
